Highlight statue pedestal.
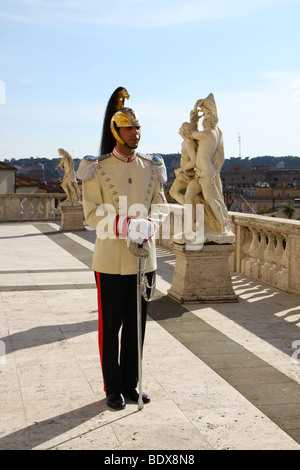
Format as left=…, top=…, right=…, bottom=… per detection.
left=168, top=242, right=238, bottom=303
left=60, top=201, right=85, bottom=232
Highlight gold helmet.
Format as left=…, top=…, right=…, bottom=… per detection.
left=110, top=107, right=141, bottom=146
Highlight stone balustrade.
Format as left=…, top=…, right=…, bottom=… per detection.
left=0, top=193, right=66, bottom=222
left=1, top=196, right=300, bottom=297
left=157, top=204, right=300, bottom=297
left=229, top=212, right=300, bottom=296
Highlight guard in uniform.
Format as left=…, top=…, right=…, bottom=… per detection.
left=77, top=87, right=169, bottom=410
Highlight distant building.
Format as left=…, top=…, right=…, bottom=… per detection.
left=221, top=164, right=300, bottom=191
left=0, top=161, right=62, bottom=194
left=231, top=184, right=300, bottom=215
left=15, top=174, right=62, bottom=194
left=167, top=158, right=300, bottom=217
left=0, top=161, right=17, bottom=193
left=15, top=162, right=45, bottom=180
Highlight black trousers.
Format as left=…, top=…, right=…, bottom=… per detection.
left=95, top=271, right=153, bottom=395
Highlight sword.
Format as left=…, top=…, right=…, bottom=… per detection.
left=130, top=242, right=149, bottom=411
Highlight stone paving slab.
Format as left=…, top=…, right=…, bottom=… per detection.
left=0, top=222, right=300, bottom=450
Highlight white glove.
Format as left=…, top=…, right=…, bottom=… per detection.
left=127, top=218, right=156, bottom=247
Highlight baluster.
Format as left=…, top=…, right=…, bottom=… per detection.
left=277, top=235, right=289, bottom=291
left=272, top=233, right=284, bottom=287
left=47, top=197, right=52, bottom=219
left=42, top=197, right=47, bottom=219
left=240, top=226, right=251, bottom=274
left=252, top=231, right=267, bottom=279
left=261, top=231, right=275, bottom=284
left=245, top=228, right=259, bottom=277
left=48, top=196, right=56, bottom=219
left=37, top=197, right=43, bottom=219
left=0, top=196, right=3, bottom=219
left=27, top=197, right=34, bottom=219
left=20, top=196, right=26, bottom=219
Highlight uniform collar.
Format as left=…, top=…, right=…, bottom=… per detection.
left=112, top=147, right=136, bottom=163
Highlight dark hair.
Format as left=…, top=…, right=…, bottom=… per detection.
left=99, top=86, right=126, bottom=155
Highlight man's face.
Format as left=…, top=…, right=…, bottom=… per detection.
left=118, top=126, right=141, bottom=149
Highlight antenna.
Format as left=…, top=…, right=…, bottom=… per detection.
left=238, top=133, right=241, bottom=158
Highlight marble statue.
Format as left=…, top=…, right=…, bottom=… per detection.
left=58, top=148, right=81, bottom=203
left=170, top=94, right=235, bottom=244
left=169, top=122, right=197, bottom=206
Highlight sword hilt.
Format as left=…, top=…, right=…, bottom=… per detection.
left=129, top=242, right=149, bottom=258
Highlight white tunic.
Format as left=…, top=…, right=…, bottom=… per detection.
left=78, top=148, right=169, bottom=274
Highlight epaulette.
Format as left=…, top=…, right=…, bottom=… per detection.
left=137, top=153, right=167, bottom=183
left=83, top=154, right=111, bottom=163
left=138, top=153, right=163, bottom=165
left=76, top=154, right=111, bottom=181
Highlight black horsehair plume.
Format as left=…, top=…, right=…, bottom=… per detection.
left=100, top=87, right=130, bottom=155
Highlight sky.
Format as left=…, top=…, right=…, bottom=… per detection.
left=0, top=0, right=300, bottom=161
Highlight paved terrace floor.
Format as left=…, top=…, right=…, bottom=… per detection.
left=1, top=222, right=300, bottom=451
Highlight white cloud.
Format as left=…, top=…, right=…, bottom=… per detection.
left=16, top=78, right=35, bottom=84
left=1, top=0, right=298, bottom=28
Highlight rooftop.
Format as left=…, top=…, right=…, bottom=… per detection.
left=1, top=221, right=300, bottom=450
left=15, top=174, right=62, bottom=192
left=0, top=161, right=17, bottom=171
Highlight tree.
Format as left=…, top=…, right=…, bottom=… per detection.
left=282, top=199, right=296, bottom=219
left=258, top=207, right=266, bottom=215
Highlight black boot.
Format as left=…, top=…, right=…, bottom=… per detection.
left=124, top=388, right=150, bottom=404
left=106, top=393, right=126, bottom=410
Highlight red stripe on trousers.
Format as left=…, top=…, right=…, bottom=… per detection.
left=95, top=272, right=106, bottom=393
